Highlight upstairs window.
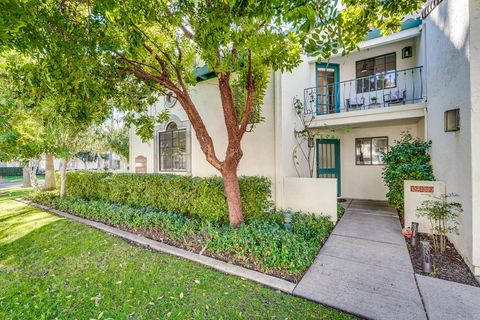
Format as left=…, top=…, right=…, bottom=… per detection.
left=355, top=137, right=388, bottom=165
left=356, top=53, right=396, bottom=93
left=158, top=122, right=186, bottom=171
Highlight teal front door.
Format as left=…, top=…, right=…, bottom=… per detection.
left=316, top=139, right=341, bottom=196
left=316, top=63, right=340, bottom=114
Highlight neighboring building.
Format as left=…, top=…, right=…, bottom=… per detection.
left=0, top=161, right=22, bottom=167
left=37, top=153, right=127, bottom=172
left=130, top=0, right=479, bottom=275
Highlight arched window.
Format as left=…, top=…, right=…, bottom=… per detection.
left=166, top=122, right=177, bottom=130
left=159, top=122, right=186, bottom=171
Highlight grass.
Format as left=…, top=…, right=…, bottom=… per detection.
left=0, top=188, right=354, bottom=319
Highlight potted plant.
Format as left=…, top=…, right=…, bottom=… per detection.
left=371, top=96, right=378, bottom=104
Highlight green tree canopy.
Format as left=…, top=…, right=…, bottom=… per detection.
left=2, top=0, right=423, bottom=224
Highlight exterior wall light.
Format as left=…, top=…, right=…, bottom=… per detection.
left=444, top=108, right=460, bottom=132
left=421, top=240, right=432, bottom=273
left=284, top=211, right=293, bottom=231
left=402, top=46, right=413, bottom=59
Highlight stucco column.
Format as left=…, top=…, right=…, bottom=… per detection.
left=273, top=71, right=283, bottom=209
left=469, top=0, right=480, bottom=275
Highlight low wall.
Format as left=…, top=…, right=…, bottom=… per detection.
left=282, top=177, right=337, bottom=223
left=404, top=180, right=446, bottom=233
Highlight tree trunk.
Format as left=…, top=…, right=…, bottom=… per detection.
left=44, top=153, right=56, bottom=190
left=29, top=159, right=40, bottom=191
left=60, top=158, right=68, bottom=197
left=221, top=167, right=244, bottom=227
left=109, top=150, right=113, bottom=170
left=22, top=165, right=31, bottom=188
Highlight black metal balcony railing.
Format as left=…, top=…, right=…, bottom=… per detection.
left=303, top=66, right=425, bottom=115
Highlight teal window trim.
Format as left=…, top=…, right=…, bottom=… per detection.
left=315, top=62, right=340, bottom=115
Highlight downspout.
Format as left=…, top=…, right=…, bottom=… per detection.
left=273, top=71, right=283, bottom=209
left=423, top=21, right=429, bottom=140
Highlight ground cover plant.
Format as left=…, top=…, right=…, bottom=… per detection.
left=0, top=189, right=354, bottom=319
left=28, top=191, right=333, bottom=282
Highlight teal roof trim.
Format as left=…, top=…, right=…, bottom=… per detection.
left=194, top=65, right=216, bottom=82
left=364, top=18, right=422, bottom=41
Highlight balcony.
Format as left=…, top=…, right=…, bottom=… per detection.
left=303, top=66, right=425, bottom=116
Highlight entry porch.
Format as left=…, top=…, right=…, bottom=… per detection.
left=311, top=117, right=425, bottom=200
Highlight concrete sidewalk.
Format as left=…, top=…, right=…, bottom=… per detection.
left=294, top=200, right=427, bottom=320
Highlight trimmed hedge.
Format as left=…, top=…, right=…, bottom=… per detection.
left=0, top=167, right=23, bottom=176
left=27, top=192, right=334, bottom=277
left=64, top=171, right=272, bottom=223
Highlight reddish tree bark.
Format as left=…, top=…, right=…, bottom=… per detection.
left=120, top=44, right=255, bottom=227
left=221, top=166, right=243, bottom=227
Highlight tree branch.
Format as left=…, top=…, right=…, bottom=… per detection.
left=142, top=44, right=168, bottom=76
left=180, top=25, right=194, bottom=39
left=238, top=50, right=254, bottom=138
left=114, top=51, right=163, bottom=76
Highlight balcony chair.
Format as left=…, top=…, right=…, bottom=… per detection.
left=345, top=97, right=365, bottom=111
left=383, top=89, right=407, bottom=106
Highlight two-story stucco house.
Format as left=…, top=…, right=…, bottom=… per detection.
left=130, top=0, right=480, bottom=276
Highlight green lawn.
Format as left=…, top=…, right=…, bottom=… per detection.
left=0, top=188, right=354, bottom=319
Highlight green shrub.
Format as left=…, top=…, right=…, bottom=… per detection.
left=382, top=132, right=435, bottom=211
left=0, top=167, right=23, bottom=176
left=63, top=171, right=272, bottom=223
left=337, top=204, right=345, bottom=220
left=27, top=192, right=334, bottom=276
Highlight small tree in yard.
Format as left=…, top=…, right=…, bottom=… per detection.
left=382, top=132, right=435, bottom=212
left=416, top=194, right=462, bottom=252
left=89, top=0, right=421, bottom=226
left=1, top=2, right=156, bottom=196
left=5, top=0, right=423, bottom=226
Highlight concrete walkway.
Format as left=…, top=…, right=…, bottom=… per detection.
left=294, top=199, right=427, bottom=320
left=21, top=198, right=480, bottom=319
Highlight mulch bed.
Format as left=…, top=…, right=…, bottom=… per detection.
left=406, top=233, right=479, bottom=287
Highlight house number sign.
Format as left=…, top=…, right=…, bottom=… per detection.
left=410, top=186, right=434, bottom=193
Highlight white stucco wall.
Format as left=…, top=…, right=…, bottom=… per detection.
left=469, top=0, right=480, bottom=275
left=282, top=177, right=337, bottom=222
left=424, top=0, right=479, bottom=274
left=129, top=76, right=276, bottom=179
left=188, top=76, right=276, bottom=179
left=313, top=120, right=422, bottom=201
left=327, top=38, right=420, bottom=83
left=129, top=125, right=156, bottom=173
